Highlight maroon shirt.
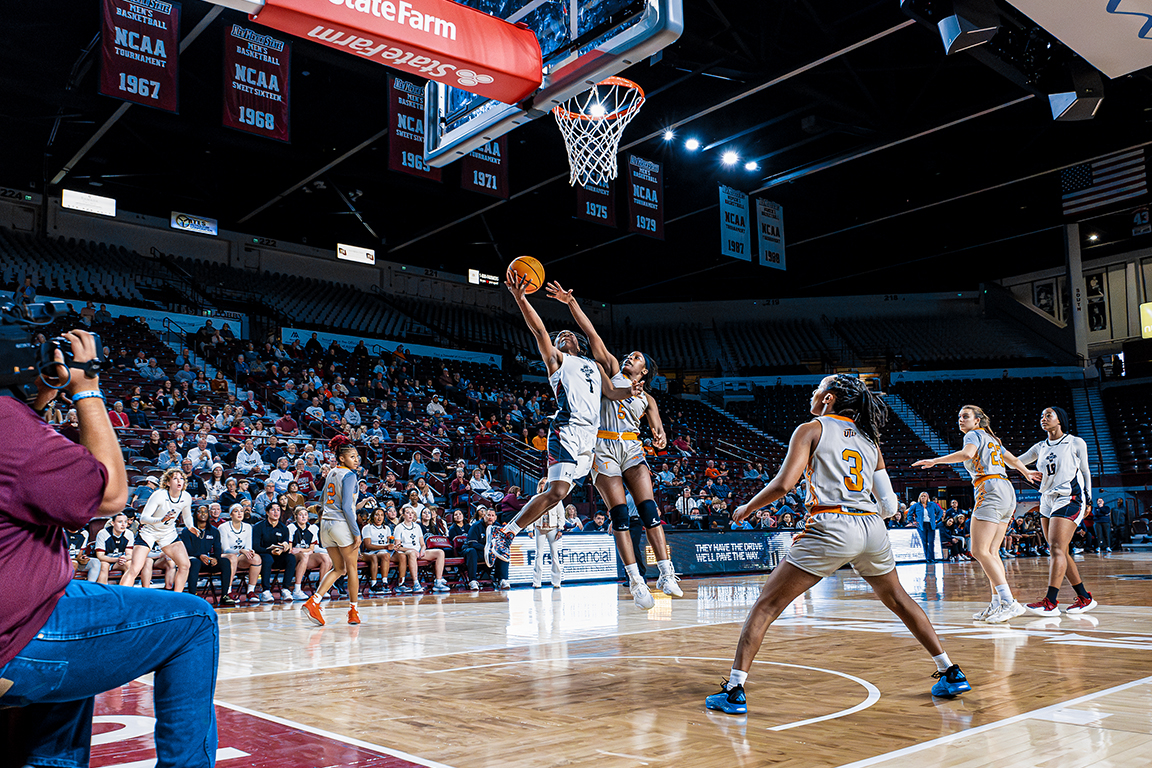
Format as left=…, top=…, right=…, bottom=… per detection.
left=0, top=399, right=108, bottom=667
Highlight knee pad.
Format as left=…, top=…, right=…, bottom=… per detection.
left=609, top=504, right=630, bottom=531
left=637, top=499, right=661, bottom=529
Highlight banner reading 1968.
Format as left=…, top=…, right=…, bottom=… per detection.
left=99, top=0, right=180, bottom=113
left=223, top=25, right=291, bottom=143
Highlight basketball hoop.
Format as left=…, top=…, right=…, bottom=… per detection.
left=552, top=76, right=646, bottom=188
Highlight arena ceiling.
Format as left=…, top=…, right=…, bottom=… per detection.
left=2, top=1, right=1151, bottom=303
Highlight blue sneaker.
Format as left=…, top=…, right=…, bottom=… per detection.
left=395, top=584, right=413, bottom=594
left=485, top=526, right=514, bottom=567
left=705, top=680, right=747, bottom=714
left=931, top=665, right=971, bottom=698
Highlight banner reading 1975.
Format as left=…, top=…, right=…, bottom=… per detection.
left=223, top=25, right=291, bottom=143
left=99, top=0, right=180, bottom=113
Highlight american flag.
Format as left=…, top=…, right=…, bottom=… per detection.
left=1061, top=148, right=1147, bottom=217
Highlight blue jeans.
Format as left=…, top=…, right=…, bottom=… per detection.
left=0, top=580, right=219, bottom=768
left=920, top=525, right=938, bottom=562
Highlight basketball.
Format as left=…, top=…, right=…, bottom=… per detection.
left=509, top=255, right=545, bottom=293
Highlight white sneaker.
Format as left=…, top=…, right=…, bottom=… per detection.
left=973, top=600, right=999, bottom=621
left=657, top=572, right=683, bottom=597
left=259, top=590, right=274, bottom=603
left=498, top=579, right=511, bottom=590
left=532, top=579, right=542, bottom=588
left=280, top=589, right=293, bottom=601
left=551, top=579, right=562, bottom=589
left=292, top=588, right=308, bottom=601
left=630, top=581, right=655, bottom=610
left=432, top=579, right=450, bottom=593
left=468, top=580, right=480, bottom=591
left=985, top=600, right=1026, bottom=624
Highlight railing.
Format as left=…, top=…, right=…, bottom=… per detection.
left=1080, top=377, right=1105, bottom=473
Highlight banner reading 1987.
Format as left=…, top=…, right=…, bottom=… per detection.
left=223, top=25, right=291, bottom=143
left=99, top=0, right=180, bottom=113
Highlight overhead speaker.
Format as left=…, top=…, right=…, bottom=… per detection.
left=937, top=0, right=1000, bottom=55
left=1049, top=60, right=1105, bottom=121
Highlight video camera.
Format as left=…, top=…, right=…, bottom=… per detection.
left=0, top=301, right=103, bottom=389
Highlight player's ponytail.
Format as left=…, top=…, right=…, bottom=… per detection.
left=328, top=434, right=357, bottom=463
left=962, top=404, right=1002, bottom=445
left=826, top=374, right=887, bottom=445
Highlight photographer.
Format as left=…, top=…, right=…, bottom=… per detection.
left=0, top=328, right=219, bottom=768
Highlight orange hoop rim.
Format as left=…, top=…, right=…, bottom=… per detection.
left=552, top=76, right=646, bottom=122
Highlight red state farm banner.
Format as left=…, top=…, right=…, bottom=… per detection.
left=388, top=74, right=441, bottom=181
left=99, top=0, right=180, bottom=113
left=575, top=180, right=616, bottom=228
left=250, top=0, right=542, bottom=105
left=460, top=136, right=509, bottom=199
left=626, top=155, right=663, bottom=239
left=223, top=25, right=291, bottom=142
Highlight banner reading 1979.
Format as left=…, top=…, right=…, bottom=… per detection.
left=627, top=155, right=663, bottom=240
left=223, top=25, right=291, bottom=143
left=99, top=0, right=180, bottom=113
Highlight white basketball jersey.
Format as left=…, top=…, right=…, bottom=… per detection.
left=962, top=429, right=1008, bottom=482
left=599, top=371, right=647, bottom=434
left=1020, top=435, right=1089, bottom=499
left=322, top=466, right=358, bottom=522
left=803, top=415, right=879, bottom=514
left=548, top=353, right=601, bottom=431
left=362, top=523, right=392, bottom=548
left=220, top=521, right=253, bottom=554
left=394, top=520, right=423, bottom=550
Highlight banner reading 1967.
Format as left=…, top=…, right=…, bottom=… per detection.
left=99, top=0, right=180, bottom=113
left=223, top=25, right=291, bottom=143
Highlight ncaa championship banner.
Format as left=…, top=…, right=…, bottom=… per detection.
left=223, top=25, right=291, bottom=143
left=576, top=180, right=616, bottom=228
left=388, top=74, right=442, bottom=181
left=506, top=533, right=619, bottom=586
left=99, top=0, right=180, bottom=113
left=627, top=155, right=664, bottom=239
left=719, top=184, right=751, bottom=261
left=756, top=198, right=785, bottom=271
left=460, top=136, right=509, bottom=199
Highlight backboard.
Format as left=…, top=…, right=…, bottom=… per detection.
left=423, top=0, right=682, bottom=168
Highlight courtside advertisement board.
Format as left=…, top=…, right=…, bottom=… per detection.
left=507, top=534, right=618, bottom=585
left=99, top=0, right=180, bottom=113
left=223, top=25, right=291, bottom=142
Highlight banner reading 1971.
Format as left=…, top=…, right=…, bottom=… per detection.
left=99, top=0, right=180, bottom=113
left=460, top=136, right=508, bottom=198
left=223, top=25, right=291, bottom=143
left=719, top=184, right=751, bottom=261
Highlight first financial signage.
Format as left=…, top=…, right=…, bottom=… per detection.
left=99, top=0, right=180, bottom=113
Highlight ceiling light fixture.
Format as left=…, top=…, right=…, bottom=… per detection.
left=685, top=138, right=700, bottom=151
left=721, top=151, right=739, bottom=165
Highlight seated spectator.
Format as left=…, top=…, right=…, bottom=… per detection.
left=268, top=457, right=293, bottom=494
left=249, top=419, right=270, bottom=446
left=462, top=506, right=509, bottom=591
left=218, top=477, right=245, bottom=512
left=585, top=511, right=611, bottom=533
left=742, top=462, right=760, bottom=480
left=563, top=505, right=583, bottom=533
left=361, top=506, right=399, bottom=594
left=408, top=451, right=429, bottom=481
left=87, top=513, right=135, bottom=584
left=392, top=505, right=449, bottom=592
left=344, top=402, right=362, bottom=426
left=175, top=363, right=196, bottom=385
left=66, top=525, right=90, bottom=576
left=448, top=467, right=470, bottom=508
left=141, top=358, right=167, bottom=382
left=425, top=448, right=448, bottom=481
left=139, top=430, right=165, bottom=460
left=447, top=508, right=469, bottom=540
left=241, top=390, right=266, bottom=418
left=126, top=398, right=152, bottom=429
left=186, top=437, right=216, bottom=472
left=287, top=506, right=330, bottom=599
left=497, top=485, right=526, bottom=525
left=252, top=503, right=293, bottom=601
left=219, top=502, right=262, bottom=600
left=157, top=441, right=183, bottom=471
left=94, top=303, right=113, bottom=324
left=209, top=370, right=230, bottom=394
left=262, top=435, right=287, bottom=467
left=253, top=480, right=279, bottom=522
left=291, top=459, right=315, bottom=493
left=182, top=505, right=235, bottom=605
left=133, top=351, right=149, bottom=370
left=106, top=400, right=130, bottom=430
left=671, top=434, right=695, bottom=455
left=235, top=439, right=265, bottom=473
left=426, top=395, right=446, bottom=417
left=127, top=476, right=159, bottom=508
left=275, top=411, right=299, bottom=438
left=531, top=428, right=548, bottom=452
left=468, top=467, right=503, bottom=503
left=204, top=464, right=227, bottom=501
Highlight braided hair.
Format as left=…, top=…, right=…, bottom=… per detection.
left=824, top=374, right=888, bottom=445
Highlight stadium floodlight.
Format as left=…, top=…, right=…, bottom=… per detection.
left=744, top=160, right=759, bottom=171
left=685, top=138, right=700, bottom=150
left=663, top=130, right=675, bottom=141
left=721, top=151, right=739, bottom=166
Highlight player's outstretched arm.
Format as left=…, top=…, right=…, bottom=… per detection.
left=645, top=397, right=667, bottom=449
left=912, top=444, right=975, bottom=469
left=600, top=362, right=642, bottom=401
left=546, top=281, right=618, bottom=376
left=507, top=268, right=562, bottom=372
left=1000, top=448, right=1041, bottom=484
left=732, top=421, right=820, bottom=522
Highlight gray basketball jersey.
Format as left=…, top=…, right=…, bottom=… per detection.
left=962, top=429, right=1008, bottom=483
left=599, top=371, right=647, bottom=435
left=322, top=466, right=358, bottom=522
left=804, top=415, right=879, bottom=514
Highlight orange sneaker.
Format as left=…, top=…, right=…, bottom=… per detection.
left=348, top=605, right=361, bottom=625
left=302, top=597, right=325, bottom=626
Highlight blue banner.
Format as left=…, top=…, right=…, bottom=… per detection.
left=719, top=184, right=751, bottom=261
left=756, top=198, right=785, bottom=270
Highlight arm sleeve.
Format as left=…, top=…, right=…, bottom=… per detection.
left=873, top=469, right=898, bottom=519
left=139, top=492, right=166, bottom=524
left=1077, top=437, right=1093, bottom=501
left=341, top=473, right=359, bottom=531
left=1017, top=442, right=1040, bottom=466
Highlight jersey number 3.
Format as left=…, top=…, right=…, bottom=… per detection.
left=842, top=449, right=864, bottom=492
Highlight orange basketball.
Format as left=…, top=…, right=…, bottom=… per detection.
left=508, top=255, right=545, bottom=294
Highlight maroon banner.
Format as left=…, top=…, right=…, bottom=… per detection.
left=460, top=137, right=509, bottom=198
left=626, top=155, right=663, bottom=239
left=99, top=0, right=180, bottom=113
left=576, top=180, right=616, bottom=228
left=223, top=24, right=291, bottom=143
left=388, top=74, right=441, bottom=181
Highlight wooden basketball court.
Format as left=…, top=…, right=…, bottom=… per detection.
left=92, top=552, right=1152, bottom=768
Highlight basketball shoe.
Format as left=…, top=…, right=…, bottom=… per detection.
left=705, top=680, right=747, bottom=714
left=630, top=580, right=655, bottom=610
left=931, top=665, right=971, bottom=698
left=486, top=526, right=514, bottom=566
left=985, top=600, right=1026, bottom=624
left=657, top=571, right=683, bottom=597
left=972, top=600, right=998, bottom=621
left=1025, top=597, right=1060, bottom=617
left=302, top=597, right=325, bottom=627
left=348, top=605, right=361, bottom=625
left=1066, top=593, right=1097, bottom=614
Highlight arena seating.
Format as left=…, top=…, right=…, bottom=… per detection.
left=0, top=230, right=165, bottom=304
left=833, top=314, right=1055, bottom=368
left=1103, top=383, right=1152, bottom=474
left=889, top=377, right=1075, bottom=454
left=606, top=324, right=715, bottom=371
left=716, top=319, right=829, bottom=373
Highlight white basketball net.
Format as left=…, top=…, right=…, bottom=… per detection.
left=552, top=77, right=646, bottom=188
